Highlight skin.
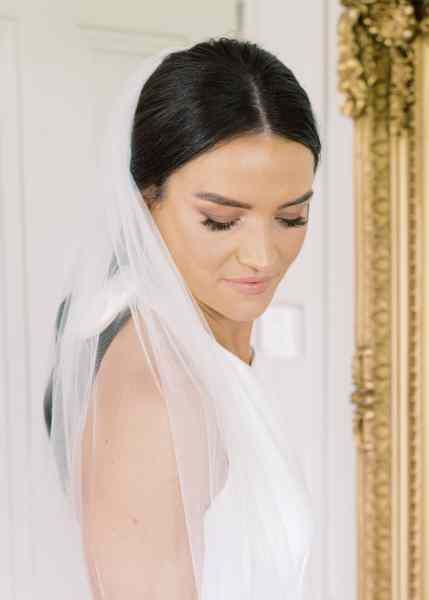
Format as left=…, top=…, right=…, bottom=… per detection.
left=146, top=132, right=315, bottom=366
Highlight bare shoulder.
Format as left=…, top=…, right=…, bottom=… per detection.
left=81, top=311, right=169, bottom=494
left=80, top=312, right=196, bottom=598
left=95, top=311, right=161, bottom=401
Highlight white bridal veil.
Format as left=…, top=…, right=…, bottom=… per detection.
left=35, top=42, right=315, bottom=599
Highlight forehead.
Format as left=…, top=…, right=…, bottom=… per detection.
left=172, top=133, right=315, bottom=197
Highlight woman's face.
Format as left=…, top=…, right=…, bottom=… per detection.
left=147, top=133, right=315, bottom=324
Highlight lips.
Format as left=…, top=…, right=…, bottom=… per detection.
left=222, top=277, right=274, bottom=295
left=223, top=276, right=273, bottom=284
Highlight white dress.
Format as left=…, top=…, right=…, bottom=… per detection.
left=39, top=285, right=315, bottom=600
left=201, top=343, right=315, bottom=600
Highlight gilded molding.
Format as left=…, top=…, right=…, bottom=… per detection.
left=338, top=1, right=418, bottom=132
left=338, top=1, right=428, bottom=599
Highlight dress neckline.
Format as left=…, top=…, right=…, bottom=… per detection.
left=218, top=343, right=256, bottom=369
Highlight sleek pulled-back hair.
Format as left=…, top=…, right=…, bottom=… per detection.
left=43, top=37, right=321, bottom=436
left=130, top=36, right=321, bottom=207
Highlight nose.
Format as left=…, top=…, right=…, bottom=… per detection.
left=236, top=224, right=278, bottom=272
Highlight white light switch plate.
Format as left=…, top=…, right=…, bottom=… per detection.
left=252, top=302, right=306, bottom=359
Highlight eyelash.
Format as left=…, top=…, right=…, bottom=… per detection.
left=201, top=216, right=308, bottom=232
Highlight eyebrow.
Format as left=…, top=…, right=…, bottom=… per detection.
left=193, top=189, right=313, bottom=209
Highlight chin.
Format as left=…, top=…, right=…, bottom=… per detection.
left=221, top=299, right=272, bottom=322
left=193, top=284, right=274, bottom=322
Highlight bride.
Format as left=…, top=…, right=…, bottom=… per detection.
left=41, top=36, right=321, bottom=599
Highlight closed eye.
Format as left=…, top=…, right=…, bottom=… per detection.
left=201, top=215, right=308, bottom=232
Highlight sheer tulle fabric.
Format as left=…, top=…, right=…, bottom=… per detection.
left=36, top=44, right=315, bottom=599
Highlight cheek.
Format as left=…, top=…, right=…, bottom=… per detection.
left=184, top=236, right=228, bottom=283
left=285, top=227, right=307, bottom=258
left=164, top=216, right=227, bottom=285
left=274, top=228, right=307, bottom=275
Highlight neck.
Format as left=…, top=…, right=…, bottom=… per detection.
left=197, top=300, right=254, bottom=365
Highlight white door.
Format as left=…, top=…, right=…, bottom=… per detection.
left=0, top=3, right=238, bottom=599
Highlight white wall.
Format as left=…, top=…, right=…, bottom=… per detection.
left=248, top=2, right=356, bottom=599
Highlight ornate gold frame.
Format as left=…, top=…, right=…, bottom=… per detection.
left=337, top=2, right=429, bottom=599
